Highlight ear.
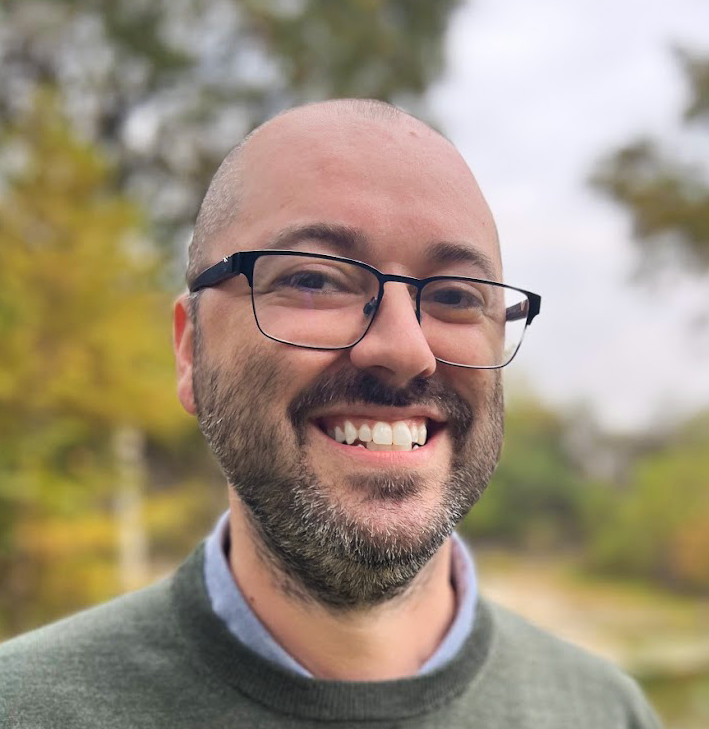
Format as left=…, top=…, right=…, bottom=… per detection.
left=173, top=293, right=197, bottom=415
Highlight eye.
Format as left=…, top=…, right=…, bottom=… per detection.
left=421, top=280, right=493, bottom=323
left=279, top=270, right=335, bottom=291
left=254, top=256, right=376, bottom=301
left=431, top=287, right=482, bottom=308
left=426, top=284, right=485, bottom=309
left=273, top=267, right=368, bottom=295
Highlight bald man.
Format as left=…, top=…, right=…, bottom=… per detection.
left=0, top=100, right=661, bottom=728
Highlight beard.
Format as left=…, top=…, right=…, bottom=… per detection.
left=192, top=327, right=503, bottom=612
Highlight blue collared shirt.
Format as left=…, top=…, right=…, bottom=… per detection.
left=203, top=510, right=478, bottom=676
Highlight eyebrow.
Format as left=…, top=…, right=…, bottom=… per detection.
left=265, top=223, right=498, bottom=280
left=425, top=240, right=498, bottom=281
left=268, top=224, right=370, bottom=257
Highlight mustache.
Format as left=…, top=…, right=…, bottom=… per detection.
left=287, top=370, right=474, bottom=442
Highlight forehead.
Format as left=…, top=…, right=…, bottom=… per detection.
left=219, top=109, right=501, bottom=277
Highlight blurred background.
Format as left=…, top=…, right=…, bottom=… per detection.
left=0, top=1, right=707, bottom=726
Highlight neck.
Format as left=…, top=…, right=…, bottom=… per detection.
left=226, top=496, right=457, bottom=681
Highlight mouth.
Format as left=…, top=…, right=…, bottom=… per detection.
left=313, top=414, right=445, bottom=453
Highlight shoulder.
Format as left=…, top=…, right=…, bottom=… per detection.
left=0, top=577, right=179, bottom=725
left=476, top=598, right=663, bottom=727
left=0, top=576, right=172, bottom=664
left=483, top=597, right=613, bottom=667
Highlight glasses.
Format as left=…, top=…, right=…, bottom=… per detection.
left=189, top=250, right=541, bottom=369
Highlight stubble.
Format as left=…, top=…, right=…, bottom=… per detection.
left=193, top=325, right=503, bottom=612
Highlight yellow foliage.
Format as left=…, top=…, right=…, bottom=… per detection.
left=0, top=89, right=183, bottom=441
left=1, top=482, right=223, bottom=637
left=16, top=513, right=117, bottom=559
left=142, top=482, right=226, bottom=562
left=0, top=89, right=201, bottom=633
left=0, top=90, right=191, bottom=511
left=3, top=511, right=120, bottom=634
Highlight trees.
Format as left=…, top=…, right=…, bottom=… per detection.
left=0, top=0, right=461, bottom=246
left=588, top=47, right=709, bottom=592
left=584, top=412, right=709, bottom=592
left=461, top=396, right=709, bottom=594
left=461, top=399, right=587, bottom=549
left=0, top=94, right=187, bottom=634
left=592, top=51, right=709, bottom=278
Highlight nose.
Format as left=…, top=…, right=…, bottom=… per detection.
left=349, top=282, right=437, bottom=388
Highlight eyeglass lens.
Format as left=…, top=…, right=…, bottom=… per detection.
left=251, top=254, right=529, bottom=367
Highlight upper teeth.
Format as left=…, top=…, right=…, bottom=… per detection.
left=328, top=420, right=427, bottom=450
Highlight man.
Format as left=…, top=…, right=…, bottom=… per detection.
left=0, top=99, right=661, bottom=727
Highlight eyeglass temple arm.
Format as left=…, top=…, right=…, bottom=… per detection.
left=505, top=293, right=541, bottom=324
left=189, top=255, right=241, bottom=292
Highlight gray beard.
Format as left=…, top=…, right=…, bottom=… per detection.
left=193, top=334, right=503, bottom=613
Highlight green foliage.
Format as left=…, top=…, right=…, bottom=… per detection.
left=462, top=399, right=587, bottom=549
left=588, top=44, right=709, bottom=589
left=0, top=0, right=461, bottom=244
left=462, top=395, right=709, bottom=595
left=584, top=413, right=709, bottom=592
left=592, top=50, right=709, bottom=277
left=240, top=0, right=454, bottom=98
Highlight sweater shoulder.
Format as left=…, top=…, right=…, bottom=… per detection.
left=0, top=576, right=173, bottom=664
left=484, top=597, right=614, bottom=665
left=476, top=598, right=663, bottom=727
left=0, top=570, right=202, bottom=728
left=0, top=575, right=180, bottom=697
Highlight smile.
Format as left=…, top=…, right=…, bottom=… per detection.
left=316, top=416, right=435, bottom=452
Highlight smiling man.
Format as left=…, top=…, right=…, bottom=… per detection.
left=0, top=100, right=661, bottom=728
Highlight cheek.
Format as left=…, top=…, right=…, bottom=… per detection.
left=237, top=343, right=344, bottom=412
left=276, top=348, right=346, bottom=394
left=443, top=365, right=493, bottom=405
left=446, top=368, right=503, bottom=438
left=201, top=292, right=261, bottom=351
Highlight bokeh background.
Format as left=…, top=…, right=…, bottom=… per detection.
left=1, top=1, right=707, bottom=726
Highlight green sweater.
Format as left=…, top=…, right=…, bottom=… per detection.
left=0, top=545, right=662, bottom=728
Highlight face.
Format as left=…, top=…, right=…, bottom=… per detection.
left=175, top=109, right=504, bottom=610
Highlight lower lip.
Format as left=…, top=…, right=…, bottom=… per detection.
left=310, top=423, right=442, bottom=466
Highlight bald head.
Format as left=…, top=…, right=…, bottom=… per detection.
left=187, top=99, right=453, bottom=288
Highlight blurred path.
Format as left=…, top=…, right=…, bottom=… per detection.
left=473, top=547, right=709, bottom=678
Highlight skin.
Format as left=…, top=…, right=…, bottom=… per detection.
left=173, top=102, right=504, bottom=681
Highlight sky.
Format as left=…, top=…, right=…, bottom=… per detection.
left=428, top=0, right=709, bottom=431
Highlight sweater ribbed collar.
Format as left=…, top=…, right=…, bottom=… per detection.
left=171, top=545, right=494, bottom=722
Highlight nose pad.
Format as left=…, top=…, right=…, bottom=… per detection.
left=350, top=284, right=436, bottom=385
left=362, top=297, right=378, bottom=319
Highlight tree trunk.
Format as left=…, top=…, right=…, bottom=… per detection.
left=114, top=426, right=148, bottom=592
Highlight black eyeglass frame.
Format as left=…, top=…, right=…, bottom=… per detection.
left=189, top=249, right=542, bottom=369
